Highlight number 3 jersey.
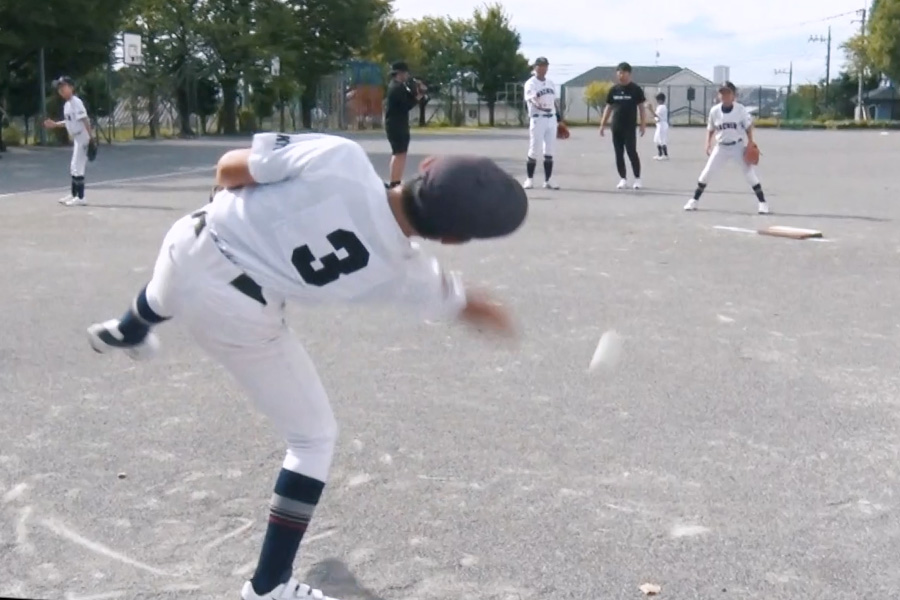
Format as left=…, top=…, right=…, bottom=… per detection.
left=204, top=133, right=466, bottom=320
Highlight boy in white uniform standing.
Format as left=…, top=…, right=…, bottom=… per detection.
left=44, top=76, right=93, bottom=207
left=652, top=92, right=669, bottom=160
left=85, top=132, right=526, bottom=600
left=522, top=56, right=561, bottom=190
left=683, top=81, right=769, bottom=214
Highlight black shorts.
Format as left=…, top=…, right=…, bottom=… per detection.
left=385, top=122, right=410, bottom=155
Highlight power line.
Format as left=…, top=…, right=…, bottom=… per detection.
left=809, top=26, right=832, bottom=105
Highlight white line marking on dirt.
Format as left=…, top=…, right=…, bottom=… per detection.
left=201, top=518, right=253, bottom=553
left=0, top=166, right=214, bottom=199
left=3, top=483, right=28, bottom=503
left=40, top=518, right=171, bottom=576
left=16, top=506, right=34, bottom=553
left=713, top=225, right=756, bottom=234
left=65, top=591, right=127, bottom=600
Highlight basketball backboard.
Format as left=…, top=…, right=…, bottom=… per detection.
left=123, top=33, right=143, bottom=66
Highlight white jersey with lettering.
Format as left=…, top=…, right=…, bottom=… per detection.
left=64, top=95, right=90, bottom=143
left=524, top=75, right=557, bottom=114
left=707, top=102, right=753, bottom=145
left=204, top=133, right=466, bottom=321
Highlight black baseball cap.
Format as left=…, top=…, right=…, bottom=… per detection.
left=401, top=156, right=528, bottom=240
left=616, top=62, right=632, bottom=72
left=53, top=76, right=75, bottom=88
left=533, top=57, right=549, bottom=66
left=390, top=61, right=409, bottom=75
left=719, top=81, right=737, bottom=93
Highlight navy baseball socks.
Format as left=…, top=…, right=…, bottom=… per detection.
left=684, top=182, right=769, bottom=214
left=242, top=470, right=332, bottom=600
left=87, top=286, right=165, bottom=360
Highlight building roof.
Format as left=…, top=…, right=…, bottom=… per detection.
left=563, top=65, right=683, bottom=87
left=863, top=85, right=898, bottom=101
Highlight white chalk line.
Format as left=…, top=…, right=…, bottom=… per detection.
left=15, top=506, right=34, bottom=554
left=39, top=518, right=171, bottom=576
left=3, top=482, right=28, bottom=503
left=65, top=591, right=126, bottom=600
left=0, top=165, right=214, bottom=199
left=200, top=518, right=253, bottom=553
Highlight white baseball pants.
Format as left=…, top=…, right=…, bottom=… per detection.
left=528, top=115, right=556, bottom=159
left=653, top=123, right=669, bottom=146
left=144, top=213, right=338, bottom=482
left=698, top=142, right=759, bottom=186
left=70, top=139, right=89, bottom=177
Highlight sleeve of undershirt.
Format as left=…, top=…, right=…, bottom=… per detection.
left=707, top=107, right=717, bottom=131
left=392, top=242, right=467, bottom=321
left=247, top=132, right=367, bottom=184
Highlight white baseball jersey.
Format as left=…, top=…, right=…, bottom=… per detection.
left=63, top=95, right=90, bottom=142
left=654, top=104, right=668, bottom=124
left=707, top=102, right=752, bottom=144
left=524, top=75, right=557, bottom=114
left=204, top=133, right=466, bottom=321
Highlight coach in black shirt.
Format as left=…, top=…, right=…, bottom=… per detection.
left=384, top=61, right=424, bottom=188
left=599, top=62, right=647, bottom=189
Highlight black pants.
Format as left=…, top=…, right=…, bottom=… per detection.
left=612, top=127, right=640, bottom=179
left=385, top=121, right=410, bottom=155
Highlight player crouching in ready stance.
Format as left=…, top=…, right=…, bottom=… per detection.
left=684, top=81, right=769, bottom=214
left=86, top=132, right=525, bottom=600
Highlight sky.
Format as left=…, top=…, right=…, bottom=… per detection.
left=390, top=0, right=869, bottom=86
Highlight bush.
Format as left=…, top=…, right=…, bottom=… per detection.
left=3, top=124, right=24, bottom=146
left=238, top=108, right=257, bottom=133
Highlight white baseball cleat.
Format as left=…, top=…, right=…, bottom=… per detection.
left=522, top=178, right=534, bottom=189
left=65, top=197, right=87, bottom=206
left=616, top=178, right=628, bottom=190
left=653, top=155, right=663, bottom=161
left=88, top=319, right=160, bottom=361
left=58, top=195, right=75, bottom=204
left=683, top=198, right=699, bottom=211
left=632, top=179, right=642, bottom=190
left=543, top=179, right=560, bottom=190
left=241, top=579, right=341, bottom=600
left=757, top=202, right=770, bottom=214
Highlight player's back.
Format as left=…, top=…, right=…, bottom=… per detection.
left=205, top=134, right=413, bottom=303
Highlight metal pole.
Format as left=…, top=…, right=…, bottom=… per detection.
left=855, top=9, right=867, bottom=121
left=38, top=47, right=47, bottom=145
left=825, top=27, right=831, bottom=108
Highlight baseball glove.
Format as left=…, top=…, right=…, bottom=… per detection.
left=556, top=120, right=570, bottom=140
left=87, top=138, right=98, bottom=162
left=743, top=141, right=760, bottom=165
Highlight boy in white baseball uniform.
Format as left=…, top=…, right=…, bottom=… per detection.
left=85, top=132, right=526, bottom=600
left=523, top=56, right=561, bottom=190
left=43, top=76, right=92, bottom=207
left=684, top=81, right=769, bottom=214
left=652, top=92, right=669, bottom=160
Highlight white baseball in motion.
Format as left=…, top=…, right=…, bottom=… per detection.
left=588, top=330, right=623, bottom=372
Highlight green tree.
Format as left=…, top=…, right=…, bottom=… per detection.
left=467, top=3, right=529, bottom=126
left=259, top=0, right=391, bottom=129
left=408, top=16, right=474, bottom=126
left=583, top=80, right=612, bottom=120
left=866, top=0, right=900, bottom=83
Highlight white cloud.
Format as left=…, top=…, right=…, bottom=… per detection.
left=391, top=0, right=865, bottom=83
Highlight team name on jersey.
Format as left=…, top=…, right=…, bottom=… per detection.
left=715, top=122, right=742, bottom=131
left=535, top=87, right=555, bottom=98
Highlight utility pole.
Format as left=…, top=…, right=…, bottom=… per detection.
left=774, top=62, right=793, bottom=119
left=853, top=8, right=867, bottom=121
left=809, top=26, right=832, bottom=109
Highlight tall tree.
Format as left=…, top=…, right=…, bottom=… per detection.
left=409, top=16, right=474, bottom=125
left=866, top=0, right=900, bottom=83
left=467, top=3, right=529, bottom=126
left=259, top=0, right=391, bottom=129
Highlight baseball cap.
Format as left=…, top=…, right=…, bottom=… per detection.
left=402, top=156, right=528, bottom=240
left=719, top=80, right=737, bottom=93
left=390, top=61, right=409, bottom=74
left=533, top=57, right=549, bottom=67
left=52, top=76, right=75, bottom=88
left=616, top=62, right=632, bottom=72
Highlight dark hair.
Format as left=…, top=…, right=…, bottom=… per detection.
left=616, top=62, right=632, bottom=73
left=655, top=92, right=665, bottom=102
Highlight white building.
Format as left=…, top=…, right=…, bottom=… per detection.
left=561, top=65, right=716, bottom=124
left=713, top=65, right=730, bottom=84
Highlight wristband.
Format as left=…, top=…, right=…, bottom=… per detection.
left=555, top=112, right=561, bottom=121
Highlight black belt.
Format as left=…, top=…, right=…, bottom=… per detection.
left=720, top=140, right=742, bottom=146
left=531, top=114, right=554, bottom=118
left=192, top=211, right=267, bottom=306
